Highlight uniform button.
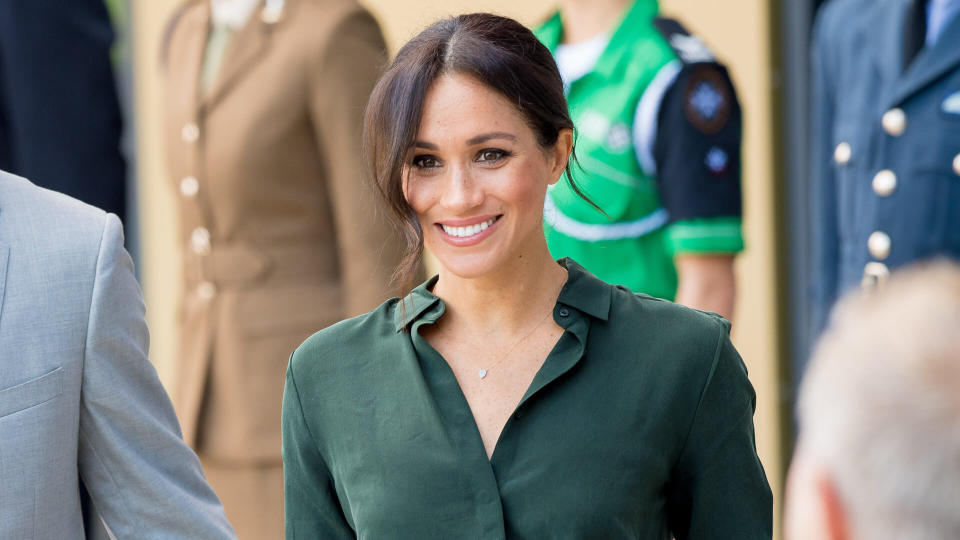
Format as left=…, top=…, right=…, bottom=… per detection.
left=180, top=176, right=199, bottom=197
left=882, top=108, right=906, bottom=136
left=191, top=227, right=211, bottom=254
left=953, top=153, right=960, bottom=176
left=197, top=281, right=216, bottom=300
left=861, top=261, right=890, bottom=290
left=868, top=231, right=891, bottom=260
left=558, top=307, right=570, bottom=317
left=181, top=122, right=200, bottom=143
left=833, top=142, right=852, bottom=165
left=872, top=169, right=897, bottom=196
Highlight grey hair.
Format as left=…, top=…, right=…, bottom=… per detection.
left=797, top=259, right=960, bottom=540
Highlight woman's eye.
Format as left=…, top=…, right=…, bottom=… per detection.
left=412, top=155, right=440, bottom=169
left=477, top=149, right=508, bottom=163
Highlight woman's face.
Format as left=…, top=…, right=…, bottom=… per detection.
left=403, top=74, right=570, bottom=280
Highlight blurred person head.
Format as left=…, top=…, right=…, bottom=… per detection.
left=786, top=260, right=960, bottom=540
left=363, top=13, right=597, bottom=292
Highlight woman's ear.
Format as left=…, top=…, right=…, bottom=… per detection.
left=548, top=128, right=574, bottom=185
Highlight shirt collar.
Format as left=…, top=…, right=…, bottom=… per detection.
left=393, top=258, right=611, bottom=332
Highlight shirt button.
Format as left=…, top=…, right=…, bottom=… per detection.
left=881, top=108, right=906, bottom=136
left=872, top=169, right=897, bottom=197
left=191, top=227, right=211, bottom=254
left=953, top=153, right=960, bottom=176
left=180, top=176, right=199, bottom=197
left=833, top=142, right=852, bottom=165
left=181, top=122, right=200, bottom=143
left=558, top=307, right=570, bottom=317
left=197, top=281, right=217, bottom=300
left=868, top=231, right=891, bottom=260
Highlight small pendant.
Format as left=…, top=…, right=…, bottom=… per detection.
left=478, top=368, right=487, bottom=379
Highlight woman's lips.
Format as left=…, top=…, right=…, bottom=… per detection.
left=436, top=215, right=501, bottom=246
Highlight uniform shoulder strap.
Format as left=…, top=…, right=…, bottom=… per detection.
left=652, top=17, right=716, bottom=65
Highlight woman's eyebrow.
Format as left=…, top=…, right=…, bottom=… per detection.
left=467, top=132, right=517, bottom=145
left=413, top=140, right=439, bottom=150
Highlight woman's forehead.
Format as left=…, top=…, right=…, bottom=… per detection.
left=417, top=74, right=529, bottom=142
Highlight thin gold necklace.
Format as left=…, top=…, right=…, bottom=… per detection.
left=477, top=307, right=556, bottom=380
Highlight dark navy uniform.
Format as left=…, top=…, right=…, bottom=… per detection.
left=811, top=0, right=960, bottom=334
left=0, top=0, right=126, bottom=224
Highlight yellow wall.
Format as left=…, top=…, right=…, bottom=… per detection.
left=134, top=0, right=781, bottom=533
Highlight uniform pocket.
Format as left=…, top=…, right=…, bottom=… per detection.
left=0, top=367, right=63, bottom=419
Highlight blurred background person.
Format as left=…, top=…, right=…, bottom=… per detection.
left=0, top=0, right=127, bottom=224
left=161, top=0, right=406, bottom=536
left=785, top=260, right=960, bottom=540
left=535, top=0, right=744, bottom=319
left=809, top=0, right=960, bottom=337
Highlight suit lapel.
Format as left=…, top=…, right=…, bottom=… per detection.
left=891, top=8, right=960, bottom=106
left=203, top=2, right=287, bottom=111
left=177, top=3, right=211, bottom=122
left=874, top=0, right=911, bottom=90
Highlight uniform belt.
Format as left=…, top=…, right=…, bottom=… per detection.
left=184, top=243, right=336, bottom=287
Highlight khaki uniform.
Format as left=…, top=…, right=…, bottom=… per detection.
left=162, top=0, right=402, bottom=536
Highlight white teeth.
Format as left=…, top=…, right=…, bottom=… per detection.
left=442, top=217, right=497, bottom=238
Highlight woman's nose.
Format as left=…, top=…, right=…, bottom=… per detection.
left=439, top=165, right=484, bottom=212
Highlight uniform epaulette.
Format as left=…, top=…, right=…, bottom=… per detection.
left=653, top=17, right=716, bottom=64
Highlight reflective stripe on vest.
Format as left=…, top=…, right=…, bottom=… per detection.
left=544, top=194, right=669, bottom=242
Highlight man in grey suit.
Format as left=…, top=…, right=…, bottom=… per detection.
left=0, top=171, right=236, bottom=539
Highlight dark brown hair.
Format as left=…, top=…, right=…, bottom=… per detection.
left=363, top=12, right=595, bottom=295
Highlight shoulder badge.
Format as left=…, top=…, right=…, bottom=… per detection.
left=653, top=17, right=715, bottom=64
left=683, top=65, right=732, bottom=134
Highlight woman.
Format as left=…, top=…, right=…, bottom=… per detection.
left=161, top=0, right=405, bottom=536
left=282, top=13, right=772, bottom=539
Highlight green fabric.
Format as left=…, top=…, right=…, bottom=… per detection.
left=535, top=1, right=743, bottom=301
left=667, top=217, right=746, bottom=254
left=282, top=259, right=772, bottom=539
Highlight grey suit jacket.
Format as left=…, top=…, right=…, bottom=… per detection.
left=0, top=172, right=236, bottom=539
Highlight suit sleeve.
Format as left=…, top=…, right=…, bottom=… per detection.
left=282, top=358, right=355, bottom=539
left=309, top=8, right=407, bottom=316
left=76, top=214, right=236, bottom=539
left=809, top=7, right=841, bottom=338
left=665, top=325, right=773, bottom=539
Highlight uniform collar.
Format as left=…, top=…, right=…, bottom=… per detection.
left=393, top=258, right=611, bottom=332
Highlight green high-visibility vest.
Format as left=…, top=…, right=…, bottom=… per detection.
left=536, top=0, right=680, bottom=300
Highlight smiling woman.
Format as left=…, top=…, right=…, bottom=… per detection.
left=282, top=12, right=772, bottom=540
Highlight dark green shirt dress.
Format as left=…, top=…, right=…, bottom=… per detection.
left=282, top=259, right=772, bottom=539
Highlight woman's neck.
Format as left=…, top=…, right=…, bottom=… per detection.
left=558, top=0, right=632, bottom=44
left=432, top=246, right=568, bottom=336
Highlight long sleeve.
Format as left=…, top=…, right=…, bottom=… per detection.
left=809, top=7, right=841, bottom=338
left=666, top=327, right=773, bottom=540
left=282, top=357, right=355, bottom=539
left=76, top=214, right=236, bottom=539
left=308, top=7, right=406, bottom=316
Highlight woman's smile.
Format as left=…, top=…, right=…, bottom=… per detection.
left=437, top=215, right=502, bottom=245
